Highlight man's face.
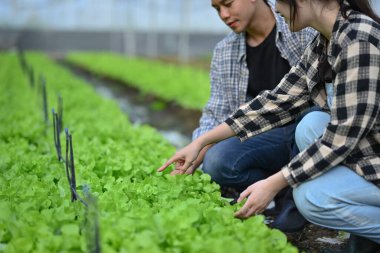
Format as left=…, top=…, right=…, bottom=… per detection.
left=211, top=0, right=256, bottom=33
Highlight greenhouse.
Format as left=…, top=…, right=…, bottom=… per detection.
left=1, top=1, right=380, bottom=252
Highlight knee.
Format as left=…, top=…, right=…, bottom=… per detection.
left=295, top=111, right=331, bottom=151
left=293, top=185, right=319, bottom=222
left=293, top=182, right=334, bottom=223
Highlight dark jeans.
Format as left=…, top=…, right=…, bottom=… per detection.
left=202, top=122, right=297, bottom=192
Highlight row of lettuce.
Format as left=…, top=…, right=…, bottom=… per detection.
left=66, top=52, right=210, bottom=111
left=0, top=51, right=297, bottom=253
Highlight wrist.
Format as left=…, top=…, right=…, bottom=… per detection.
left=267, top=171, right=289, bottom=193
left=192, top=138, right=206, bottom=151
left=194, top=136, right=209, bottom=150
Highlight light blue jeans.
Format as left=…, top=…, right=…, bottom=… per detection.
left=293, top=111, right=380, bottom=244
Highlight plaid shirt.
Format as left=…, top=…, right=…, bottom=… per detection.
left=226, top=8, right=380, bottom=188
left=192, top=3, right=317, bottom=139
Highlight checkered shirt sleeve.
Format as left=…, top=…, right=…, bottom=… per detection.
left=192, top=45, right=232, bottom=140
left=192, top=10, right=317, bottom=140
left=226, top=11, right=380, bottom=187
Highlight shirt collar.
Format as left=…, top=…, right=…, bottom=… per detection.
left=330, top=1, right=353, bottom=41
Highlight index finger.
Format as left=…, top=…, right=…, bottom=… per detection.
left=157, top=156, right=178, bottom=172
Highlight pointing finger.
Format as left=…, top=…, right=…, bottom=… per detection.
left=157, top=156, right=178, bottom=172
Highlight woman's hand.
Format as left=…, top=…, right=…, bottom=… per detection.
left=157, top=141, right=203, bottom=174
left=234, top=171, right=289, bottom=219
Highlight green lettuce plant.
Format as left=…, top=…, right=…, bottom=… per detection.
left=0, top=52, right=298, bottom=253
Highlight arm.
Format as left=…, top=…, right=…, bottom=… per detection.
left=183, top=44, right=231, bottom=173
left=222, top=50, right=312, bottom=218
left=226, top=54, right=313, bottom=141
left=158, top=123, right=235, bottom=173
left=283, top=41, right=380, bottom=186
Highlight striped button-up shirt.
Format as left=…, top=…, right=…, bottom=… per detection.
left=226, top=8, right=380, bottom=188
left=192, top=3, right=317, bottom=140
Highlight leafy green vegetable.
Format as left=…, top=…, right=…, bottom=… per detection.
left=66, top=52, right=210, bottom=110
left=0, top=52, right=298, bottom=253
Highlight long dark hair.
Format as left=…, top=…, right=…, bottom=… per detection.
left=277, top=0, right=380, bottom=29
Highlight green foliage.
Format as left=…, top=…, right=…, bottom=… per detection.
left=0, top=52, right=298, bottom=253
left=66, top=52, right=210, bottom=110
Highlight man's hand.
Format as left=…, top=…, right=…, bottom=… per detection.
left=157, top=141, right=203, bottom=174
left=170, top=144, right=214, bottom=175
left=158, top=123, right=235, bottom=174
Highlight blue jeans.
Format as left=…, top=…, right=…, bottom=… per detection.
left=293, top=111, right=380, bottom=243
left=202, top=122, right=296, bottom=192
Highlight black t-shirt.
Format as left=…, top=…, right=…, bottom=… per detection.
left=246, top=25, right=291, bottom=99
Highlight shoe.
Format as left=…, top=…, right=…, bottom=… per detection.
left=263, top=205, right=281, bottom=217
left=322, top=234, right=380, bottom=253
left=269, top=187, right=308, bottom=233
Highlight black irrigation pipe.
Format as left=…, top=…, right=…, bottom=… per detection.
left=17, top=49, right=28, bottom=74
left=41, top=77, right=48, bottom=124
left=22, top=64, right=100, bottom=251
left=65, top=128, right=77, bottom=202
left=52, top=94, right=64, bottom=160
left=52, top=108, right=63, bottom=162
left=28, top=66, right=35, bottom=88
left=65, top=128, right=88, bottom=207
left=70, top=186, right=88, bottom=207
left=20, top=61, right=90, bottom=208
left=57, top=94, right=63, bottom=133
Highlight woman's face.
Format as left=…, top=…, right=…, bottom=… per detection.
left=275, top=0, right=310, bottom=32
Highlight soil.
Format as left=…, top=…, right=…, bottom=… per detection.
left=57, top=57, right=201, bottom=148
left=57, top=55, right=359, bottom=253
left=285, top=224, right=348, bottom=253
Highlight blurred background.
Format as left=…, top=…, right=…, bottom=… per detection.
left=0, top=0, right=231, bottom=63
left=1, top=0, right=380, bottom=148
left=3, top=0, right=379, bottom=63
